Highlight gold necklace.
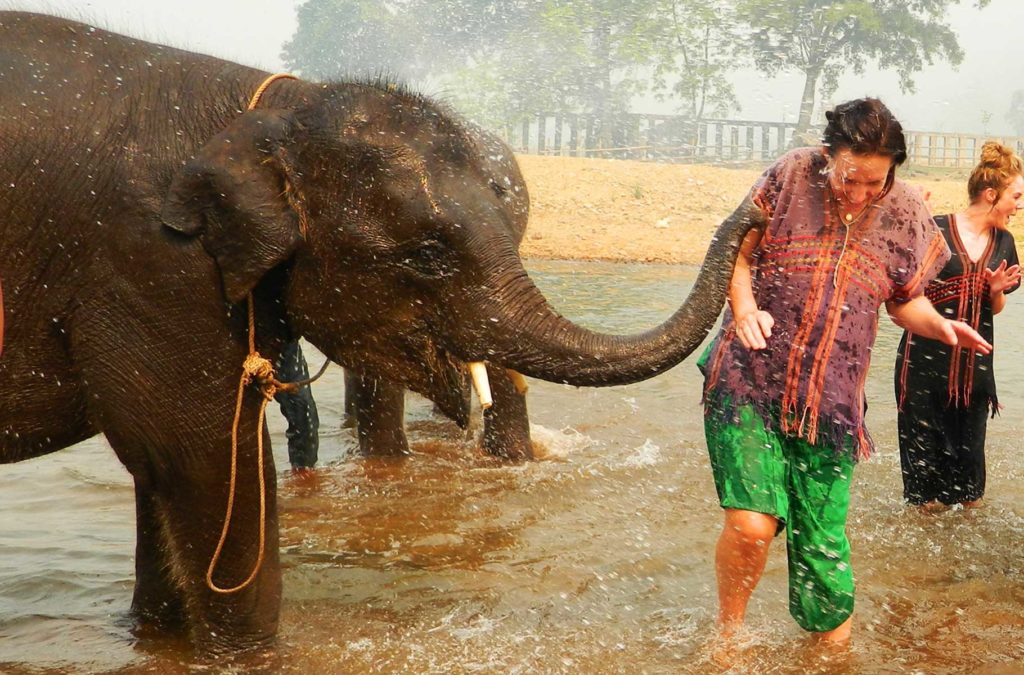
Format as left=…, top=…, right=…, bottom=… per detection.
left=826, top=181, right=870, bottom=227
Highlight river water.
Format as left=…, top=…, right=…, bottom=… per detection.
left=1, top=260, right=1023, bottom=673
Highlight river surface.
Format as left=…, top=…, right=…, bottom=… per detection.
left=1, top=260, right=1023, bottom=674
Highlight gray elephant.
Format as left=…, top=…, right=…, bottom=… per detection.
left=0, top=12, right=756, bottom=653
left=344, top=124, right=533, bottom=460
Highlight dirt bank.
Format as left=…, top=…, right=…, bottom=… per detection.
left=516, top=155, right=988, bottom=265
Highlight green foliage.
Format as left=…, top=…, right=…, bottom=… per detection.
left=281, top=0, right=744, bottom=132
left=648, top=0, right=742, bottom=120
left=733, top=0, right=982, bottom=134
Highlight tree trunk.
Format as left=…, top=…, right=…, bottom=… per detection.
left=591, top=19, right=613, bottom=150
left=792, top=63, right=821, bottom=147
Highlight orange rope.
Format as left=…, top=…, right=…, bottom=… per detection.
left=205, top=72, right=322, bottom=594
left=247, top=73, right=297, bottom=111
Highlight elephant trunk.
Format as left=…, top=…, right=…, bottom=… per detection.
left=461, top=202, right=757, bottom=387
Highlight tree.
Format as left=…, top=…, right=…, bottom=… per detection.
left=282, top=1, right=534, bottom=83
left=649, top=0, right=741, bottom=121
left=282, top=1, right=418, bottom=81
left=281, top=0, right=744, bottom=144
left=1007, top=90, right=1024, bottom=137
left=733, top=0, right=984, bottom=140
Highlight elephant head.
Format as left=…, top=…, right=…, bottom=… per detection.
left=162, top=82, right=755, bottom=422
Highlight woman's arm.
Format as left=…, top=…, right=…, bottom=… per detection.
left=984, top=260, right=1021, bottom=315
left=886, top=295, right=992, bottom=354
left=729, top=227, right=775, bottom=350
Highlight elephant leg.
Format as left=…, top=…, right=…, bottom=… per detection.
left=102, top=401, right=282, bottom=652
left=481, top=365, right=533, bottom=461
left=352, top=373, right=409, bottom=456
left=131, top=480, right=187, bottom=631
left=154, top=435, right=281, bottom=651
left=341, top=369, right=358, bottom=429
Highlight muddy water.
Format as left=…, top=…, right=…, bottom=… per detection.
left=1, top=260, right=1023, bottom=673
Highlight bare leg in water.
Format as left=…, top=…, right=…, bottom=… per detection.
left=715, top=508, right=852, bottom=644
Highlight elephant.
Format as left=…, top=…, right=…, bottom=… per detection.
left=343, top=125, right=534, bottom=460
left=0, top=12, right=757, bottom=653
left=343, top=360, right=532, bottom=460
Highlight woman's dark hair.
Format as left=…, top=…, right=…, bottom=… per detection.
left=822, top=98, right=907, bottom=197
left=822, top=98, right=907, bottom=166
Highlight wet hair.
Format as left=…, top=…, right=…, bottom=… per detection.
left=822, top=98, right=907, bottom=196
left=967, top=141, right=1023, bottom=203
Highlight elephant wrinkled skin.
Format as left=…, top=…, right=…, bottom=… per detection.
left=0, top=12, right=757, bottom=653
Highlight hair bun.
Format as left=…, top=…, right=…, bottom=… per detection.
left=979, top=140, right=1013, bottom=168
left=967, top=141, right=1023, bottom=201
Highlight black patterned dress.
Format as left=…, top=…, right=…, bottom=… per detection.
left=895, top=214, right=1019, bottom=505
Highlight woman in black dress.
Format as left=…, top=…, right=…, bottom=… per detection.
left=895, top=142, right=1024, bottom=508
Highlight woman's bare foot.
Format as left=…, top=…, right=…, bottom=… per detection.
left=919, top=500, right=948, bottom=514
left=814, top=616, right=852, bottom=644
left=705, top=623, right=754, bottom=669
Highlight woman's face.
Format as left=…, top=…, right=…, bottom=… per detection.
left=988, top=174, right=1024, bottom=230
left=827, top=148, right=893, bottom=212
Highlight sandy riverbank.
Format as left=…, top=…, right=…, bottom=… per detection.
left=516, top=154, right=994, bottom=265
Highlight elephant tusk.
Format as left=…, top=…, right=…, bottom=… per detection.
left=506, top=369, right=529, bottom=395
left=468, top=361, right=493, bottom=409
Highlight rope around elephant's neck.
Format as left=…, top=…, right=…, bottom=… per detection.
left=205, top=73, right=328, bottom=595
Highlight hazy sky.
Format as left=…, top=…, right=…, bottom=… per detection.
left=2, top=0, right=1021, bottom=135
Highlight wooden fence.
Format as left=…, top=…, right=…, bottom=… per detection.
left=501, top=112, right=1024, bottom=168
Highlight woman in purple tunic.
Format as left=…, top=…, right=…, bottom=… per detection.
left=895, top=142, right=1023, bottom=509
left=699, top=98, right=992, bottom=644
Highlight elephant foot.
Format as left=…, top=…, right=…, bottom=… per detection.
left=480, top=365, right=533, bottom=461
left=130, top=597, right=188, bottom=635
left=481, top=429, right=533, bottom=461
left=355, top=415, right=409, bottom=456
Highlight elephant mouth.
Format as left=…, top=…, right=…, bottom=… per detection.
left=417, top=340, right=471, bottom=428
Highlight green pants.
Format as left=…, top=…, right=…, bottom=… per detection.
left=705, top=404, right=855, bottom=632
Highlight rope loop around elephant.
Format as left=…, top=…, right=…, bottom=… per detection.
left=206, top=74, right=333, bottom=595
left=206, top=291, right=330, bottom=594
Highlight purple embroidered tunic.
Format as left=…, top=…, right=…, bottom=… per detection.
left=701, top=148, right=949, bottom=459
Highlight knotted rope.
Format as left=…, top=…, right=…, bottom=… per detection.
left=205, top=73, right=328, bottom=594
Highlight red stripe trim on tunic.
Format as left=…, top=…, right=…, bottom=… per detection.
left=897, top=232, right=948, bottom=297
left=780, top=202, right=838, bottom=435
left=803, top=258, right=851, bottom=442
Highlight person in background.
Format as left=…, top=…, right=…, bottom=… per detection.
left=275, top=339, right=320, bottom=471
left=698, top=98, right=992, bottom=644
left=895, top=142, right=1023, bottom=510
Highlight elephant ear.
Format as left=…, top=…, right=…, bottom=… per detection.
left=162, top=109, right=302, bottom=303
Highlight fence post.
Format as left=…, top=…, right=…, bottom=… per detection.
left=520, top=118, right=531, bottom=154
left=553, top=115, right=563, bottom=156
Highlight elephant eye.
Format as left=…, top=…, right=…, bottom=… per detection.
left=400, top=239, right=454, bottom=279
left=490, top=179, right=507, bottom=198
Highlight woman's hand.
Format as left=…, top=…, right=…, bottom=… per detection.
left=984, top=260, right=1021, bottom=296
left=734, top=309, right=775, bottom=350
left=887, top=295, right=992, bottom=354
left=938, top=319, right=993, bottom=355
